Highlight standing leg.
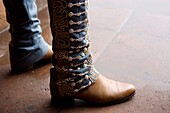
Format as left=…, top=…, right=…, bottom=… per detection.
left=3, top=0, right=52, bottom=72
left=47, top=0, right=135, bottom=105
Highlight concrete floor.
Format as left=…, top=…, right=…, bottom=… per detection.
left=0, top=0, right=170, bottom=113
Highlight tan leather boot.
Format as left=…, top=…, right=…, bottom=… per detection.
left=47, top=0, right=135, bottom=106
left=75, top=75, right=135, bottom=105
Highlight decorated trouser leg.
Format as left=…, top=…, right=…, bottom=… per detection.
left=3, top=0, right=49, bottom=72
left=48, top=0, right=136, bottom=105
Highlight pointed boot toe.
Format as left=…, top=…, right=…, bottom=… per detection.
left=117, top=82, right=136, bottom=98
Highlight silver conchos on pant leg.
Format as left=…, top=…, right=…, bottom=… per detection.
left=49, top=0, right=99, bottom=97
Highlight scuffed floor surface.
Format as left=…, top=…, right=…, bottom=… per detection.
left=0, top=0, right=170, bottom=113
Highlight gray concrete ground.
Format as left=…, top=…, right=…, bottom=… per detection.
left=0, top=0, right=170, bottom=113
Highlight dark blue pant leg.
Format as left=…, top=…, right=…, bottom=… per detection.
left=3, top=0, right=48, bottom=72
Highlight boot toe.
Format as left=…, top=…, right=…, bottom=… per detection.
left=117, top=82, right=136, bottom=100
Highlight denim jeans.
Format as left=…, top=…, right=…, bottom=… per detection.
left=3, top=0, right=48, bottom=72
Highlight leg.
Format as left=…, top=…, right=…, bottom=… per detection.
left=47, top=0, right=135, bottom=105
left=3, top=0, right=52, bottom=72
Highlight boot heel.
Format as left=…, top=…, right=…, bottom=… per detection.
left=51, top=96, right=75, bottom=106
left=50, top=68, right=75, bottom=106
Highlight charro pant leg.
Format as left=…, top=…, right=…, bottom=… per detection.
left=47, top=0, right=98, bottom=101
left=3, top=0, right=48, bottom=72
